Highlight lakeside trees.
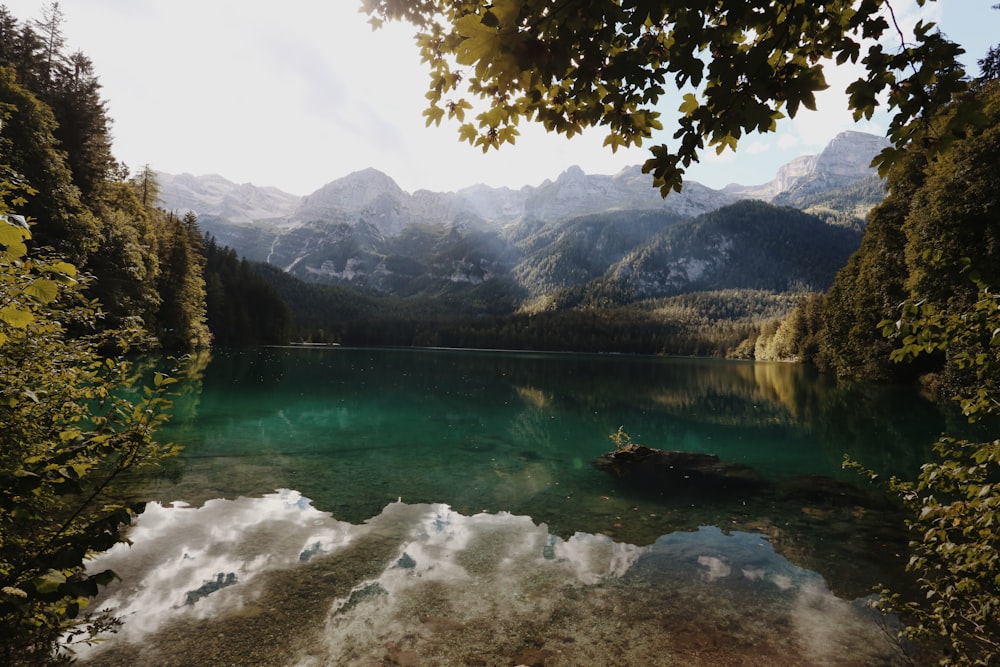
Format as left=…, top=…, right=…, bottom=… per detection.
left=203, top=236, right=292, bottom=346
left=0, top=6, right=294, bottom=353
left=0, top=182, right=181, bottom=664
left=0, top=7, right=213, bottom=351
left=0, top=5, right=287, bottom=659
left=819, top=79, right=1000, bottom=386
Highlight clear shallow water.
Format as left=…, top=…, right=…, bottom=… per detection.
left=78, top=347, right=946, bottom=666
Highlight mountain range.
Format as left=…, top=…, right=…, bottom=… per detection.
left=158, top=131, right=887, bottom=306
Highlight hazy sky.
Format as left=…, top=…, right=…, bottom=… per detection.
left=3, top=1, right=997, bottom=195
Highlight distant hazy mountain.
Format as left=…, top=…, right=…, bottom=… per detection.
left=157, top=130, right=884, bottom=303
left=160, top=130, right=885, bottom=232
left=158, top=172, right=298, bottom=223
left=159, top=162, right=739, bottom=238
left=722, top=131, right=888, bottom=208
left=521, top=165, right=739, bottom=220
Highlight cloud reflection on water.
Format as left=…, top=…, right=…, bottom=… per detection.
left=78, top=490, right=906, bottom=666
left=78, top=490, right=354, bottom=647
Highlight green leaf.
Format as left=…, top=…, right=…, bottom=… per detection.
left=34, top=570, right=67, bottom=595
left=458, top=123, right=478, bottom=143
left=42, top=261, right=77, bottom=281
left=423, top=105, right=445, bottom=127
left=24, top=278, right=59, bottom=304
left=603, top=133, right=625, bottom=152
left=4, top=241, right=27, bottom=259
left=153, top=372, right=178, bottom=388
left=678, top=93, right=699, bottom=116
left=0, top=305, right=34, bottom=328
left=454, top=15, right=502, bottom=66
left=0, top=221, right=29, bottom=246
left=1, top=586, right=28, bottom=599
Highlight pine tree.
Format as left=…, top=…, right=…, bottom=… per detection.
left=30, top=2, right=65, bottom=91
left=45, top=51, right=116, bottom=200
left=152, top=211, right=211, bottom=350
left=0, top=66, right=98, bottom=262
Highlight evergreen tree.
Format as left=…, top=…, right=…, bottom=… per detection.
left=978, top=6, right=1000, bottom=83
left=132, top=163, right=159, bottom=209
left=203, top=235, right=291, bottom=346
left=0, top=9, right=32, bottom=82
left=44, top=51, right=116, bottom=200
left=0, top=66, right=98, bottom=262
left=152, top=211, right=211, bottom=350
left=84, top=178, right=162, bottom=341
left=30, top=1, right=65, bottom=91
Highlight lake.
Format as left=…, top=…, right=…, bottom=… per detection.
left=77, top=347, right=945, bottom=666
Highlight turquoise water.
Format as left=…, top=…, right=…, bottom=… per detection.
left=78, top=348, right=945, bottom=666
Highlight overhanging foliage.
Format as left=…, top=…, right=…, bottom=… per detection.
left=361, top=0, right=975, bottom=195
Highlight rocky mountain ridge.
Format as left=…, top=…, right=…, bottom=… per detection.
left=157, top=173, right=299, bottom=224
left=157, top=131, right=884, bottom=303
left=722, top=131, right=889, bottom=202
left=159, top=130, right=887, bottom=236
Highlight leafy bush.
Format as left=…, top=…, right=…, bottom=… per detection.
left=847, top=269, right=1000, bottom=666
left=1, top=189, right=181, bottom=663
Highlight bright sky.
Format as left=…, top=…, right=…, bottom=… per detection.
left=3, top=1, right=997, bottom=195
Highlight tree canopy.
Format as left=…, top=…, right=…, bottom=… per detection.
left=818, top=79, right=1000, bottom=383
left=361, top=0, right=975, bottom=195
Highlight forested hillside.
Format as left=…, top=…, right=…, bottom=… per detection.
left=590, top=201, right=861, bottom=302
left=741, top=75, right=1000, bottom=383
left=816, top=79, right=1000, bottom=384
left=243, top=200, right=855, bottom=356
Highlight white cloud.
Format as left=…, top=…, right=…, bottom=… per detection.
left=777, top=133, right=801, bottom=150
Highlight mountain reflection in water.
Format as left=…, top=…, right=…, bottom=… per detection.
left=77, top=490, right=908, bottom=667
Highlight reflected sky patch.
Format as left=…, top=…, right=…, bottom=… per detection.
left=78, top=491, right=908, bottom=667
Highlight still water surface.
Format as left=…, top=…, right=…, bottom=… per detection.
left=79, top=347, right=946, bottom=666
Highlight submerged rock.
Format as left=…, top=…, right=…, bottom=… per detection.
left=593, top=445, right=911, bottom=599
left=183, top=572, right=237, bottom=606
left=593, top=444, right=768, bottom=498
left=777, top=474, right=891, bottom=509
